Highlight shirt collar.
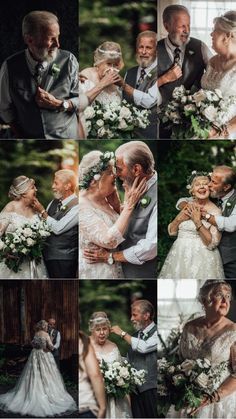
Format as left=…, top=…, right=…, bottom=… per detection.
left=222, top=189, right=235, bottom=202
left=61, top=193, right=78, bottom=206
left=139, top=59, right=157, bottom=74
left=140, top=321, right=155, bottom=334
left=146, top=171, right=157, bottom=190
left=165, top=36, right=189, bottom=53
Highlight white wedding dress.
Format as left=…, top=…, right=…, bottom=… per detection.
left=0, top=212, right=48, bottom=279
left=0, top=335, right=77, bottom=417
left=168, top=323, right=236, bottom=418
left=201, top=62, right=236, bottom=137
left=96, top=346, right=132, bottom=418
left=159, top=211, right=225, bottom=279
left=79, top=203, right=124, bottom=279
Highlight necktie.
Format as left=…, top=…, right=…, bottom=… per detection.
left=136, top=68, right=146, bottom=87
left=217, top=198, right=223, bottom=210
left=56, top=200, right=62, bottom=212
left=34, top=63, right=44, bottom=85
left=173, top=47, right=181, bottom=65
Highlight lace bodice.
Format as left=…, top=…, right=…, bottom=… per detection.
left=95, top=346, right=121, bottom=364
left=0, top=212, right=40, bottom=236
left=31, top=334, right=54, bottom=351
left=79, top=204, right=124, bottom=250
left=201, top=63, right=236, bottom=97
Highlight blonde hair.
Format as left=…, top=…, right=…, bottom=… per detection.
left=8, top=176, right=34, bottom=200
left=214, top=11, right=236, bottom=35
left=189, top=175, right=210, bottom=196
left=198, top=280, right=232, bottom=306
left=94, top=42, right=124, bottom=69
left=35, top=320, right=48, bottom=331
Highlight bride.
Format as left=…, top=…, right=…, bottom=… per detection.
left=201, top=11, right=236, bottom=138
left=89, top=312, right=132, bottom=418
left=0, top=176, right=48, bottom=279
left=168, top=280, right=236, bottom=418
left=79, top=150, right=147, bottom=279
left=0, top=320, right=77, bottom=417
left=158, top=172, right=225, bottom=279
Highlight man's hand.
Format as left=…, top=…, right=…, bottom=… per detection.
left=35, top=87, right=62, bottom=110
left=31, top=198, right=45, bottom=213
left=158, top=64, right=182, bottom=86
left=111, top=325, right=123, bottom=336
left=83, top=247, right=109, bottom=263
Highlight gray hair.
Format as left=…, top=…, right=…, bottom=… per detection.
left=115, top=141, right=155, bottom=174
left=22, top=10, right=59, bottom=38
left=163, top=5, right=190, bottom=24
left=132, top=299, right=155, bottom=320
left=89, top=311, right=111, bottom=331
left=214, top=11, right=236, bottom=35
left=213, top=166, right=236, bottom=188
left=198, top=280, right=232, bottom=306
left=8, top=176, right=34, bottom=200
left=55, top=169, right=77, bottom=191
left=79, top=150, right=103, bottom=184
left=94, top=42, right=124, bottom=69
left=136, top=31, right=157, bottom=47
left=35, top=320, right=48, bottom=331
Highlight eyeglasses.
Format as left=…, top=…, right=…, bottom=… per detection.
left=214, top=292, right=231, bottom=301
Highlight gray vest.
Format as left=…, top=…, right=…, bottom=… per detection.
left=43, top=198, right=78, bottom=261
left=158, top=37, right=205, bottom=104
left=50, top=328, right=60, bottom=358
left=123, top=66, right=157, bottom=139
left=120, top=182, right=157, bottom=279
left=7, top=50, right=78, bottom=139
left=127, top=324, right=157, bottom=393
left=219, top=190, right=236, bottom=266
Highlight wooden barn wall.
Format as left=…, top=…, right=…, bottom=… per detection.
left=0, top=280, right=78, bottom=360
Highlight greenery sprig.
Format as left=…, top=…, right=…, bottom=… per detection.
left=79, top=151, right=115, bottom=189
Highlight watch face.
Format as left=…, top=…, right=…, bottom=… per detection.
left=206, top=213, right=210, bottom=220
left=63, top=100, right=69, bottom=110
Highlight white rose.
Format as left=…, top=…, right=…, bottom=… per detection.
left=118, top=119, right=128, bottom=130
left=97, top=127, right=106, bottom=138
left=26, top=238, right=35, bottom=247
left=192, top=90, right=207, bottom=104
left=195, top=372, right=209, bottom=389
left=103, top=111, right=113, bottom=120
left=180, top=359, right=196, bottom=375
left=39, top=230, right=49, bottom=237
left=96, top=119, right=104, bottom=127
left=184, top=104, right=196, bottom=112
left=116, top=377, right=125, bottom=387
left=104, top=152, right=112, bottom=159
left=84, top=106, right=95, bottom=119
left=23, top=228, right=33, bottom=237
left=119, top=367, right=129, bottom=379
left=10, top=243, right=15, bottom=250
left=93, top=174, right=101, bottom=181
left=0, top=239, right=5, bottom=250
left=203, top=105, right=218, bottom=122
left=119, top=106, right=132, bottom=119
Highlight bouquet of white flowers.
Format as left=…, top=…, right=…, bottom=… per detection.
left=157, top=356, right=228, bottom=416
left=161, top=85, right=236, bottom=139
left=0, top=220, right=51, bottom=273
left=84, top=100, right=150, bottom=139
left=100, top=359, right=146, bottom=399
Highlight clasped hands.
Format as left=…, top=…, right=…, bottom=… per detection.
left=177, top=202, right=206, bottom=225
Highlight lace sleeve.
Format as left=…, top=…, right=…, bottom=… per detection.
left=79, top=206, right=125, bottom=249
left=0, top=212, right=11, bottom=236
left=230, top=341, right=236, bottom=378
left=205, top=223, right=222, bottom=250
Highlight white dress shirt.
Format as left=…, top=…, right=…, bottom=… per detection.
left=131, top=321, right=157, bottom=354
left=46, top=193, right=78, bottom=235
left=215, top=189, right=236, bottom=233
left=123, top=173, right=157, bottom=265
left=164, top=36, right=212, bottom=68
left=50, top=330, right=61, bottom=350
left=127, top=60, right=161, bottom=108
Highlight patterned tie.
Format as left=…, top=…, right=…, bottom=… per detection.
left=217, top=198, right=223, bottom=210
left=136, top=68, right=146, bottom=87
left=56, top=200, right=62, bottom=212
left=34, top=62, right=44, bottom=85
left=173, top=47, right=181, bottom=65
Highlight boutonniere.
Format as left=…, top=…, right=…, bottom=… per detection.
left=226, top=202, right=232, bottom=207
left=61, top=205, right=68, bottom=211
left=140, top=196, right=151, bottom=208
left=188, top=50, right=195, bottom=56
left=50, top=63, right=60, bottom=79
left=147, top=69, right=156, bottom=79
left=142, top=332, right=149, bottom=341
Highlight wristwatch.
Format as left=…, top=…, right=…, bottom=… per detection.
left=205, top=213, right=211, bottom=220
left=61, top=100, right=70, bottom=111
left=120, top=331, right=127, bottom=339
left=107, top=252, right=114, bottom=265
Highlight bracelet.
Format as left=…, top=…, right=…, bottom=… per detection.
left=196, top=222, right=203, bottom=231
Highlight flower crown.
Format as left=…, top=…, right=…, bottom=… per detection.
left=79, top=151, right=115, bottom=190
left=186, top=171, right=211, bottom=190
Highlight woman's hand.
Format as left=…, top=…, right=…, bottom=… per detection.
left=189, top=395, right=211, bottom=416
left=123, top=177, right=147, bottom=211
left=100, top=71, right=121, bottom=88
left=185, top=203, right=202, bottom=225
left=111, top=325, right=123, bottom=336
left=83, top=247, right=109, bottom=264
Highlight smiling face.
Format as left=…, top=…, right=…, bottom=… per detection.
left=191, top=176, right=210, bottom=200
left=136, top=36, right=156, bottom=68
left=209, top=171, right=231, bottom=198
left=92, top=323, right=110, bottom=345
left=52, top=175, right=68, bottom=200
left=26, top=22, right=60, bottom=62
left=165, top=11, right=190, bottom=46
left=115, top=157, right=135, bottom=185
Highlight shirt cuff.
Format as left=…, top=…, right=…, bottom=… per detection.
left=131, top=336, right=139, bottom=350
left=123, top=247, right=143, bottom=265
left=69, top=97, right=79, bottom=112
left=214, top=215, right=224, bottom=231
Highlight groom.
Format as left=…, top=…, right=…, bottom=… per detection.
left=33, top=169, right=78, bottom=278
left=48, top=317, right=61, bottom=368
left=111, top=299, right=157, bottom=418
left=83, top=141, right=157, bottom=279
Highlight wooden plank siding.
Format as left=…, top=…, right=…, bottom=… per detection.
left=0, top=280, right=78, bottom=360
